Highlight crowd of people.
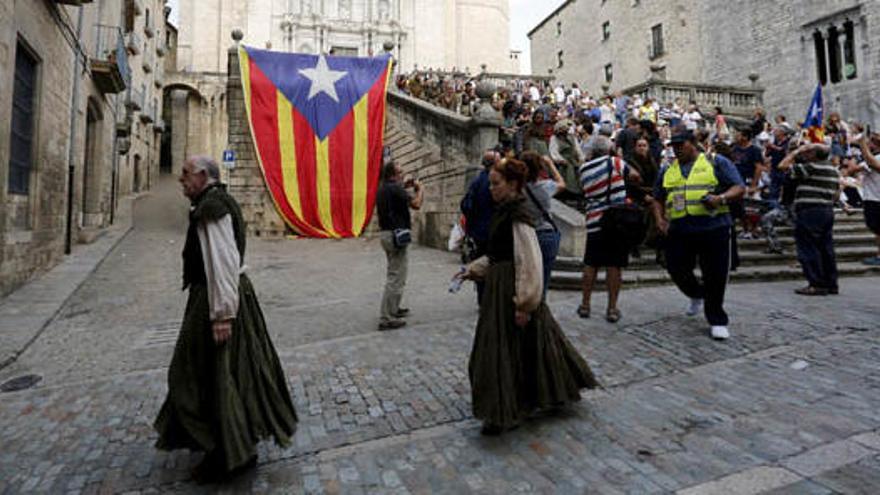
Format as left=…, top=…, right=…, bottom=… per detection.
left=385, top=77, right=880, bottom=338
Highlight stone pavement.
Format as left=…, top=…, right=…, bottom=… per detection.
left=1, top=179, right=879, bottom=494
left=0, top=194, right=138, bottom=370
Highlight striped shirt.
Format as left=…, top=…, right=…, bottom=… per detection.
left=579, top=155, right=627, bottom=233
left=791, top=160, right=840, bottom=208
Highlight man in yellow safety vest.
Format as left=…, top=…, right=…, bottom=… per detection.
left=652, top=127, right=746, bottom=340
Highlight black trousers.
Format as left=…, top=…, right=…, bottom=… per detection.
left=794, top=206, right=838, bottom=291
left=665, top=227, right=731, bottom=326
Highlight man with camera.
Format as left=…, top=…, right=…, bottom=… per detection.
left=376, top=162, right=424, bottom=330
left=652, top=127, right=745, bottom=340
left=778, top=142, right=841, bottom=295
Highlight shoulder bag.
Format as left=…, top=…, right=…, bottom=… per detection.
left=599, top=157, right=646, bottom=248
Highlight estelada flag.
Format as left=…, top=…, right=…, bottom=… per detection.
left=804, top=83, right=825, bottom=144
left=238, top=46, right=392, bottom=238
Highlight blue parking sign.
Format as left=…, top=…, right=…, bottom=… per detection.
left=222, top=149, right=235, bottom=169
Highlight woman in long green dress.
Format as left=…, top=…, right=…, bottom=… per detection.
left=462, top=158, right=600, bottom=435
left=154, top=156, right=297, bottom=482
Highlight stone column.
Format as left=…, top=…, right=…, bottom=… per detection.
left=226, top=29, right=285, bottom=236
left=469, top=81, right=501, bottom=162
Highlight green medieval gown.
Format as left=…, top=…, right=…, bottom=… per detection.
left=154, top=184, right=298, bottom=472
left=468, top=199, right=600, bottom=430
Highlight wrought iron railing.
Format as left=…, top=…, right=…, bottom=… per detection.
left=93, top=24, right=131, bottom=88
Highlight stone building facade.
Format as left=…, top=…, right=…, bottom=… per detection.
left=0, top=0, right=165, bottom=297
left=697, top=0, right=879, bottom=128
left=529, top=0, right=879, bottom=126
left=529, top=0, right=702, bottom=93
left=174, top=0, right=514, bottom=75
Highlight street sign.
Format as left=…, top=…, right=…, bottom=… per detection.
left=222, top=149, right=235, bottom=169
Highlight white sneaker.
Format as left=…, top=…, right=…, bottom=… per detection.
left=711, top=326, right=730, bottom=340
left=686, top=298, right=703, bottom=317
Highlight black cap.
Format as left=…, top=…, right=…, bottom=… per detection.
left=669, top=128, right=694, bottom=144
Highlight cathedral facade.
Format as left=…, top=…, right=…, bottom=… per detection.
left=174, top=0, right=514, bottom=75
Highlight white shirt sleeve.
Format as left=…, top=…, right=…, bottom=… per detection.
left=196, top=214, right=241, bottom=321
left=513, top=221, right=543, bottom=313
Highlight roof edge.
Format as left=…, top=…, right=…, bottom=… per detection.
left=527, top=0, right=576, bottom=39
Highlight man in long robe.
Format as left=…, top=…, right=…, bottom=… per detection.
left=154, top=156, right=297, bottom=482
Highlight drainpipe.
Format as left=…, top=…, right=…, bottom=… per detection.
left=109, top=95, right=119, bottom=225
left=65, top=8, right=86, bottom=255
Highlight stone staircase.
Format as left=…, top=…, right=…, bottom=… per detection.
left=550, top=210, right=880, bottom=290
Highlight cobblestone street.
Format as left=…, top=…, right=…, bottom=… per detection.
left=1, top=180, right=880, bottom=494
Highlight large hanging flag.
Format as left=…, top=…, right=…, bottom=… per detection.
left=238, top=46, right=392, bottom=238
left=803, top=83, right=825, bottom=144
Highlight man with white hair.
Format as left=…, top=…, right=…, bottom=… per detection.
left=155, top=156, right=298, bottom=482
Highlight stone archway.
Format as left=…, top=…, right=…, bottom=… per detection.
left=161, top=75, right=226, bottom=176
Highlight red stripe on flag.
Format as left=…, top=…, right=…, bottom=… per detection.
left=362, top=67, right=390, bottom=233
left=329, top=111, right=355, bottom=237
left=246, top=59, right=319, bottom=237
left=292, top=109, right=327, bottom=236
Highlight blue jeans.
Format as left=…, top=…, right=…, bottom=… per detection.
left=536, top=229, right=561, bottom=297
left=794, top=206, right=838, bottom=290
left=768, top=170, right=785, bottom=209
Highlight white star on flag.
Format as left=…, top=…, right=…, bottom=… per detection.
left=299, top=55, right=348, bottom=103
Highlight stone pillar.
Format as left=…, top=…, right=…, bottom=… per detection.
left=469, top=81, right=501, bottom=162
left=226, top=29, right=285, bottom=237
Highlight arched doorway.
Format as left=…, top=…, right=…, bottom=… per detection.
left=133, top=153, right=142, bottom=192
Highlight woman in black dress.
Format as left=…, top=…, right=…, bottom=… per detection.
left=461, top=158, right=600, bottom=435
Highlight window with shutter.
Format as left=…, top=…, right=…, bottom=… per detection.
left=8, top=41, right=39, bottom=195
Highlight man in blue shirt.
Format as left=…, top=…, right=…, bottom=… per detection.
left=652, top=128, right=745, bottom=340
left=460, top=150, right=500, bottom=302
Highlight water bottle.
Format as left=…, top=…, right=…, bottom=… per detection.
left=448, top=266, right=466, bottom=293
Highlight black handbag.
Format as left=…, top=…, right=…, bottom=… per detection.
left=599, top=157, right=646, bottom=248
left=392, top=228, right=412, bottom=248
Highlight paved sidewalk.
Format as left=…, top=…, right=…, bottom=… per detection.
left=0, top=194, right=138, bottom=371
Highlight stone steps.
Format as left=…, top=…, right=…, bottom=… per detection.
left=549, top=209, right=878, bottom=291
left=554, top=245, right=879, bottom=271
left=549, top=261, right=880, bottom=291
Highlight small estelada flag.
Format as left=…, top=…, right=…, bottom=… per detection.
left=239, top=46, right=392, bottom=238
left=803, top=83, right=825, bottom=144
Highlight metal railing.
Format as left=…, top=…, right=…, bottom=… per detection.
left=126, top=86, right=144, bottom=111
left=93, top=24, right=131, bottom=87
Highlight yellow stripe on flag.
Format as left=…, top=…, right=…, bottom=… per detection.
left=276, top=93, right=303, bottom=220
left=351, top=97, right=369, bottom=236
left=314, top=137, right=340, bottom=238
left=238, top=47, right=253, bottom=118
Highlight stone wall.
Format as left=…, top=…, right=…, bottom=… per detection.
left=0, top=1, right=162, bottom=296
left=529, top=0, right=703, bottom=93
left=698, top=0, right=880, bottom=127
left=225, top=44, right=288, bottom=238
left=382, top=89, right=500, bottom=248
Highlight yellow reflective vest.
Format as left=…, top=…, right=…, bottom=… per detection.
left=662, top=153, right=729, bottom=220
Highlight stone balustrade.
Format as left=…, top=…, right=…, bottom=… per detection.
left=622, top=79, right=764, bottom=118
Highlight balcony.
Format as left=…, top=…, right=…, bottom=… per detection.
left=142, top=49, right=153, bottom=73
left=154, top=75, right=163, bottom=89
left=125, top=87, right=144, bottom=111
left=126, top=30, right=142, bottom=55
left=90, top=25, right=130, bottom=94
left=116, top=110, right=132, bottom=138
left=156, top=44, right=166, bottom=57
left=139, top=102, right=154, bottom=124
left=54, top=0, right=94, bottom=5
left=144, top=24, right=155, bottom=39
